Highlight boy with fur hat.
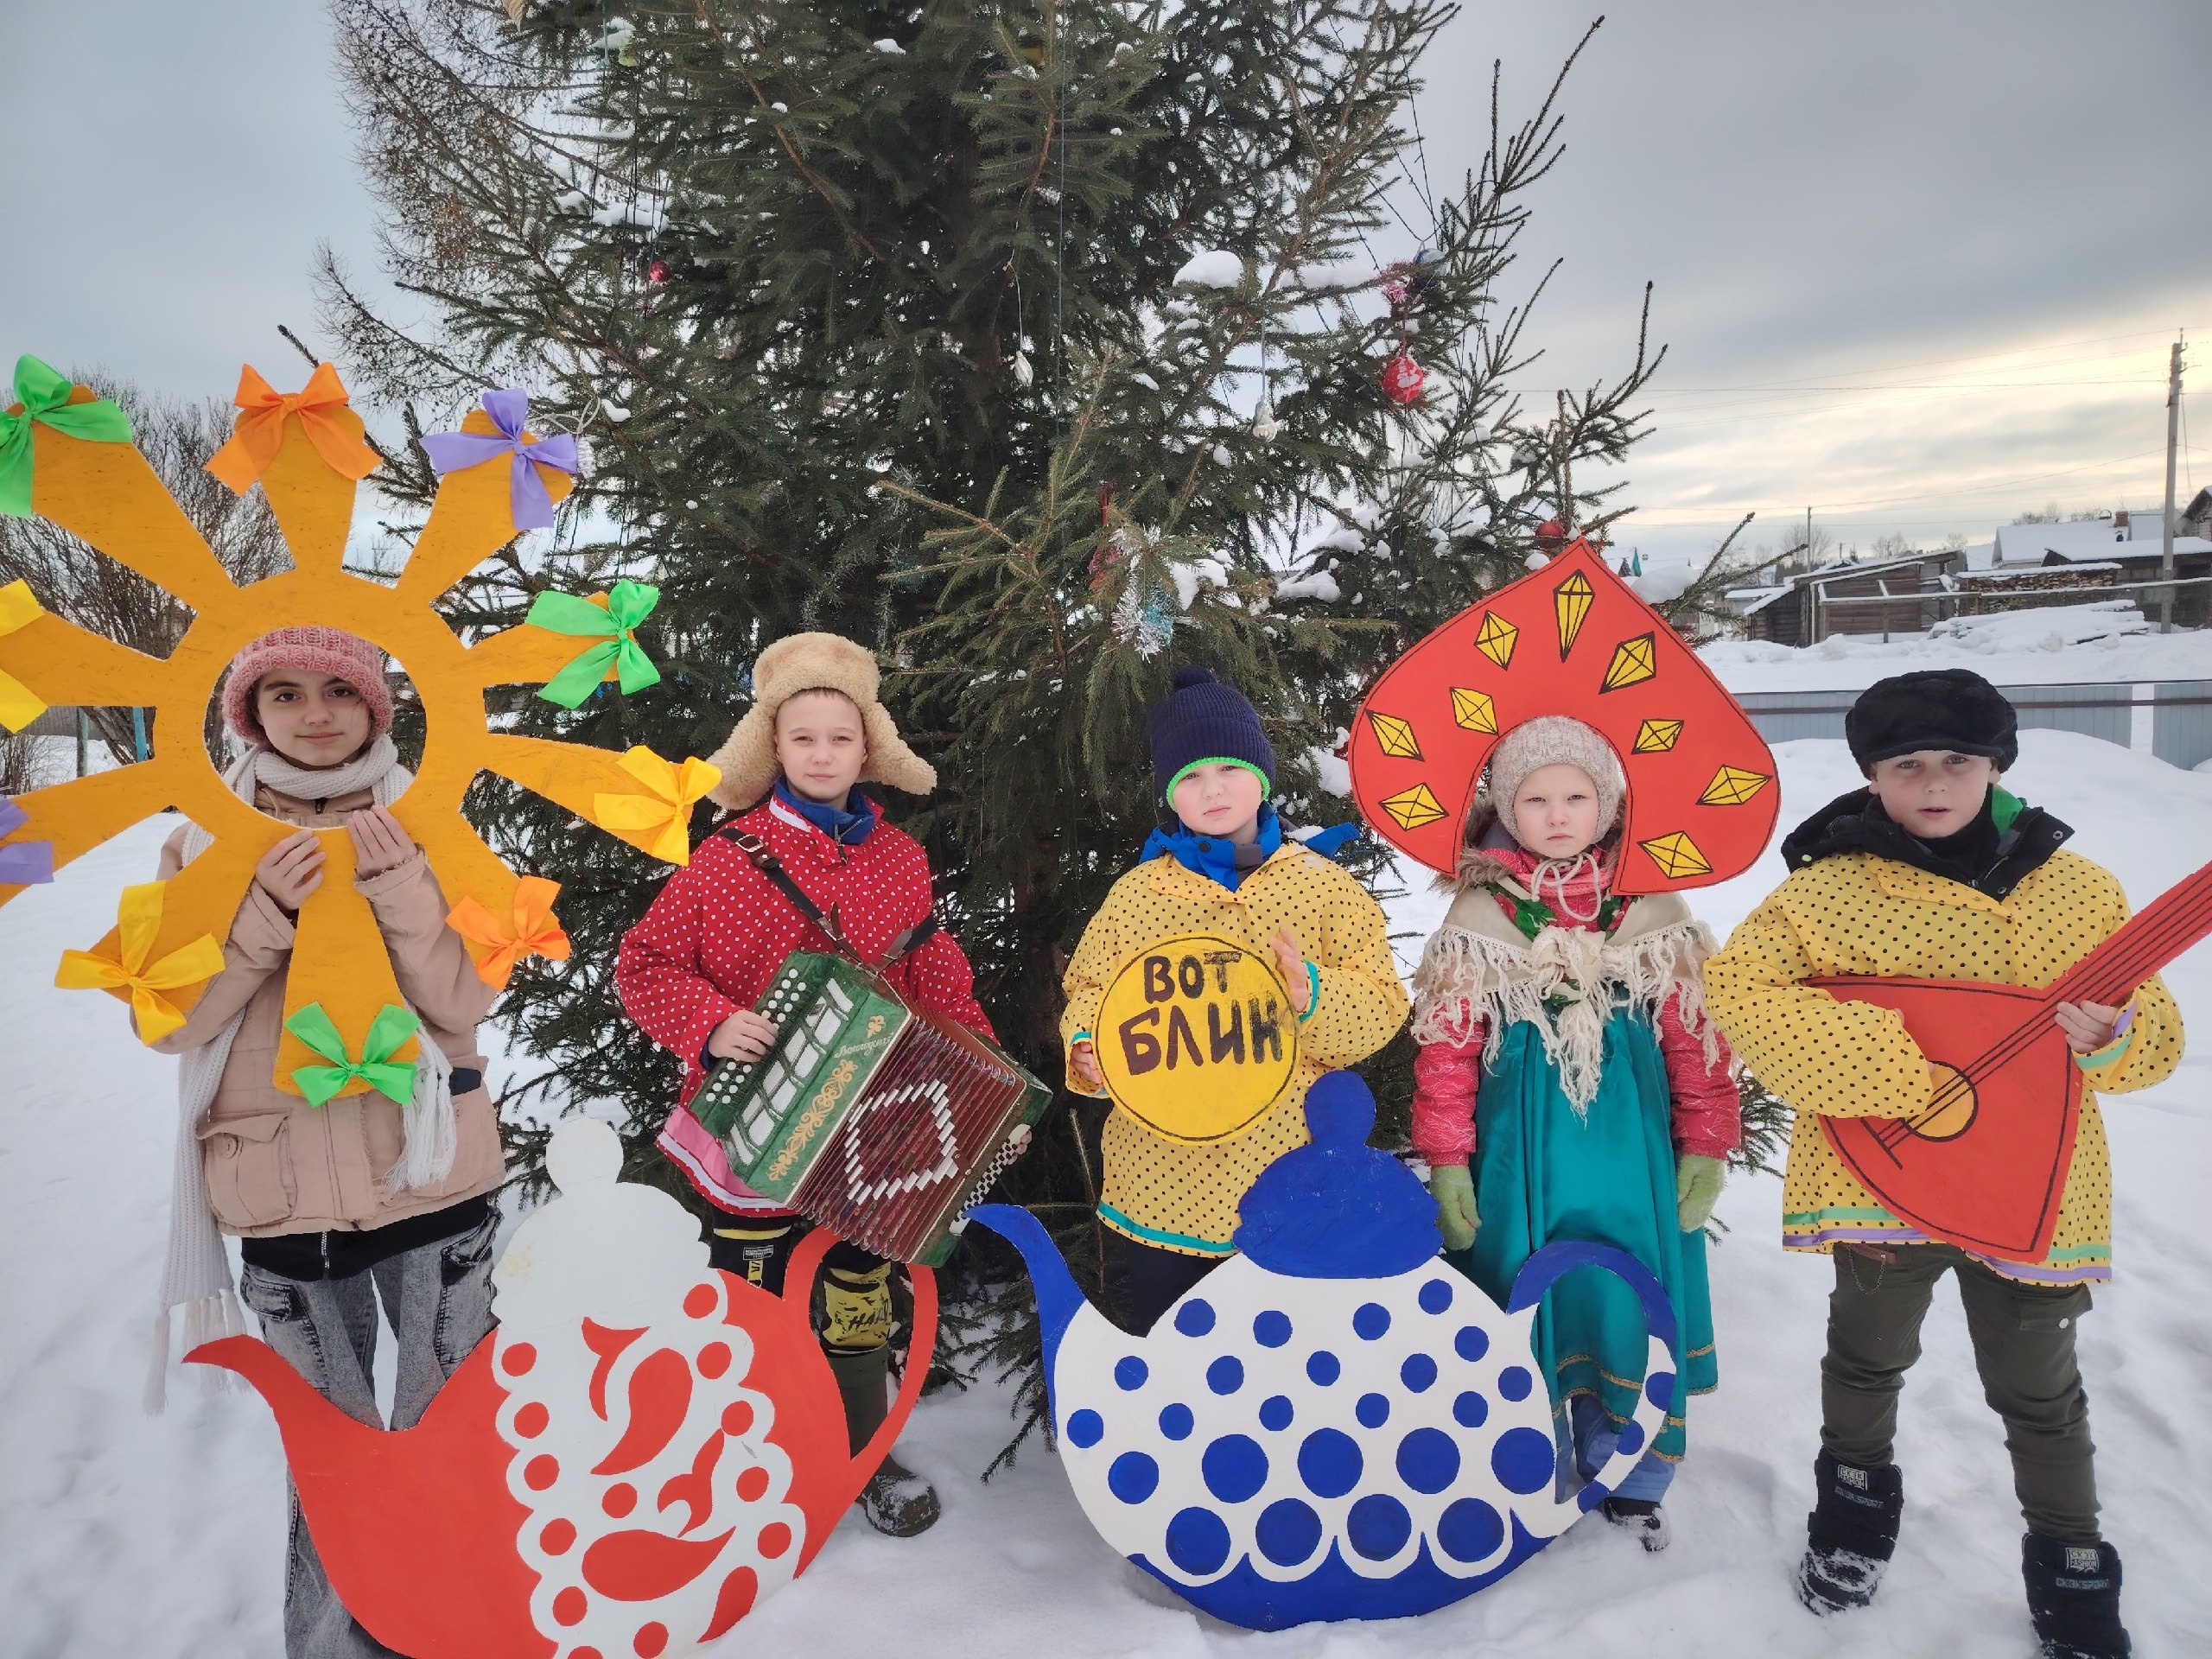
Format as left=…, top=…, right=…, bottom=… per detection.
left=1705, top=669, right=2181, bottom=1658
left=616, top=631, right=995, bottom=1537
left=1407, top=715, right=1738, bottom=1552
left=157, top=626, right=506, bottom=1658
left=1061, top=666, right=1408, bottom=1331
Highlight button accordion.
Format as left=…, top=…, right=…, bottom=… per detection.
left=690, top=952, right=1052, bottom=1265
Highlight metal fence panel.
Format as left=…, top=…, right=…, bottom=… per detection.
left=2152, top=681, right=2212, bottom=771
left=1733, top=690, right=1849, bottom=745
left=1994, top=683, right=2132, bottom=747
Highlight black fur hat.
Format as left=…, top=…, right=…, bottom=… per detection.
left=1845, top=669, right=2018, bottom=773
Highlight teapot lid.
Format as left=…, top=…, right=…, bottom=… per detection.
left=1230, top=1071, right=1440, bottom=1277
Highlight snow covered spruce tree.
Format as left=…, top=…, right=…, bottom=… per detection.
left=320, top=0, right=1670, bottom=1424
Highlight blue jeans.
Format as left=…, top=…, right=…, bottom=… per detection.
left=1559, top=1392, right=1677, bottom=1506
left=237, top=1205, right=499, bottom=1659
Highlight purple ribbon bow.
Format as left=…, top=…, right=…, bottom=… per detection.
left=0, top=795, right=54, bottom=885
left=418, top=389, right=581, bottom=531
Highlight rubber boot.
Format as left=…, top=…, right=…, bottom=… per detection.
left=2023, top=1535, right=2131, bottom=1658
left=1798, top=1450, right=1904, bottom=1614
left=826, top=1344, right=941, bottom=1538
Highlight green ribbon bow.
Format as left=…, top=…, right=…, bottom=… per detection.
left=525, top=580, right=663, bottom=707
left=0, top=355, right=134, bottom=518
left=285, top=1002, right=422, bottom=1107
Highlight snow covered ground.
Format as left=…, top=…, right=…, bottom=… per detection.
left=3, top=729, right=2207, bottom=1657
left=1700, top=613, right=2212, bottom=693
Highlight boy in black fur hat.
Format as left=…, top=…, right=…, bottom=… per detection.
left=1706, top=669, right=2182, bottom=1659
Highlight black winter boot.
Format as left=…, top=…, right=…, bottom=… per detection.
left=2022, top=1535, right=2130, bottom=1658
left=1797, top=1450, right=1904, bottom=1614
left=1599, top=1496, right=1670, bottom=1553
left=827, top=1345, right=941, bottom=1538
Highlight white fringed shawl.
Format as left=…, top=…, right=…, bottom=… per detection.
left=1409, top=874, right=1721, bottom=1115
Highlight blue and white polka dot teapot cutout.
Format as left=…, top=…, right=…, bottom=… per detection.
left=968, top=1071, right=1681, bottom=1631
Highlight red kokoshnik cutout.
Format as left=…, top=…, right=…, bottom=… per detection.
left=1349, top=538, right=1780, bottom=891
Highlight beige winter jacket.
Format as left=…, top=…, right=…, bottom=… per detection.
left=154, top=783, right=505, bottom=1236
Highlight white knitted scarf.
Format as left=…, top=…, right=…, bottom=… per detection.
left=147, top=737, right=456, bottom=1410
left=1408, top=887, right=1722, bottom=1118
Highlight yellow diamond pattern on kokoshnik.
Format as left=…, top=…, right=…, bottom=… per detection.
left=1638, top=831, right=1713, bottom=880
left=0, top=361, right=715, bottom=1096
left=1450, top=688, right=1497, bottom=734
left=1553, top=572, right=1594, bottom=658
left=1632, top=718, right=1683, bottom=753
left=1366, top=710, right=1422, bottom=760
left=1473, top=610, right=1518, bottom=668
left=1378, top=782, right=1447, bottom=830
left=1600, top=632, right=1658, bottom=693
left=1698, top=765, right=1771, bottom=806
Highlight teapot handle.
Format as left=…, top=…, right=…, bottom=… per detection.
left=1503, top=1241, right=1681, bottom=1517
left=777, top=1229, right=941, bottom=1490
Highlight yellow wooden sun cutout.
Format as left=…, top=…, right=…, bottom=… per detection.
left=0, top=365, right=718, bottom=1097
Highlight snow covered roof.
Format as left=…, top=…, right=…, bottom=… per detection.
left=1991, top=519, right=2130, bottom=564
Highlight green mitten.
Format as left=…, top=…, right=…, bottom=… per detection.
left=1431, top=1163, right=1479, bottom=1251
left=1675, top=1153, right=1726, bottom=1231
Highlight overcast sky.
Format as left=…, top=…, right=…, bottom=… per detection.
left=3, top=1, right=2204, bottom=571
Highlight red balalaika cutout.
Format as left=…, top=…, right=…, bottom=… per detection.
left=1820, top=857, right=2212, bottom=1262
left=1349, top=538, right=1779, bottom=889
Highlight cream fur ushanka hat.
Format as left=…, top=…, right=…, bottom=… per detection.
left=704, top=632, right=936, bottom=810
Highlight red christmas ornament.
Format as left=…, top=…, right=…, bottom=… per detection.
left=647, top=258, right=670, bottom=285
left=1379, top=352, right=1425, bottom=405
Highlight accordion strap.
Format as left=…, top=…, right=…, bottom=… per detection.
left=716, top=824, right=940, bottom=969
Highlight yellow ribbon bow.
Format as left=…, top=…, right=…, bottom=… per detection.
left=593, top=747, right=721, bottom=866
left=205, top=362, right=381, bottom=493
left=54, top=881, right=227, bottom=1044
left=0, top=577, right=47, bottom=732
left=446, top=875, right=573, bottom=990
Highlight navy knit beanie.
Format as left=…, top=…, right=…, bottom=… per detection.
left=1145, top=666, right=1276, bottom=803
left=1845, top=669, right=2018, bottom=773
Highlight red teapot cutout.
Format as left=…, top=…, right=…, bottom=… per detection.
left=1349, top=537, right=1778, bottom=890
left=191, top=1117, right=935, bottom=1659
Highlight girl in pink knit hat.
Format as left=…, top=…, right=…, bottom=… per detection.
left=156, top=626, right=506, bottom=1657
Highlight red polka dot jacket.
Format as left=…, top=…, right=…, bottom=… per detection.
left=616, top=791, right=994, bottom=1213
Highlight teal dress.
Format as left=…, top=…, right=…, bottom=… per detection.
left=1459, top=1003, right=1717, bottom=1463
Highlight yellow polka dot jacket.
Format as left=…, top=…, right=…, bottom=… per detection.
left=1705, top=794, right=2182, bottom=1286
left=1061, top=843, right=1410, bottom=1255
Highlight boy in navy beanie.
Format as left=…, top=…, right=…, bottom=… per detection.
left=1060, top=666, right=1408, bottom=1332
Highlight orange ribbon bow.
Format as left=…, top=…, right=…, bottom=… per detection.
left=446, top=875, right=572, bottom=990
left=54, top=880, right=226, bottom=1045
left=205, top=362, right=380, bottom=493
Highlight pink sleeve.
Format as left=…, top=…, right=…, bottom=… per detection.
left=1658, top=987, right=1739, bottom=1158
left=1410, top=1028, right=1485, bottom=1167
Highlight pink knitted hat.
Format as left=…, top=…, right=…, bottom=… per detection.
left=221, top=627, right=393, bottom=747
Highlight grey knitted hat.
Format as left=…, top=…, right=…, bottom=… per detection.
left=1483, top=716, right=1625, bottom=841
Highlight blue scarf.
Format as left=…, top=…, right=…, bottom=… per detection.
left=1142, top=803, right=1285, bottom=892
left=773, top=779, right=878, bottom=846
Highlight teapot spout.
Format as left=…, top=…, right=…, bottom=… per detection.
left=963, top=1204, right=1091, bottom=1372
left=188, top=1335, right=543, bottom=1659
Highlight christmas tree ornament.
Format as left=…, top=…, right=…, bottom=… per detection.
left=1378, top=352, right=1425, bottom=406
left=1251, top=403, right=1280, bottom=443
left=1348, top=537, right=1778, bottom=890
left=192, top=1115, right=938, bottom=1657
left=0, top=356, right=713, bottom=1087
left=647, top=257, right=670, bottom=285
left=1012, top=350, right=1033, bottom=387
left=968, top=1071, right=1680, bottom=1630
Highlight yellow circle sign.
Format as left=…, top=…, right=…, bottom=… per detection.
left=1095, top=934, right=1300, bottom=1143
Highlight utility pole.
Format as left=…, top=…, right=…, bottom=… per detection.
left=2159, top=333, right=2185, bottom=632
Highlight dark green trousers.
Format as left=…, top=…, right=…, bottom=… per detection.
left=1821, top=1243, right=2100, bottom=1543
